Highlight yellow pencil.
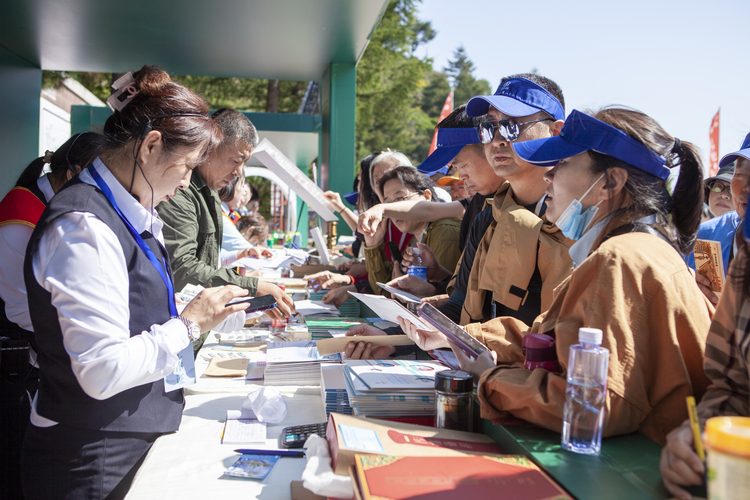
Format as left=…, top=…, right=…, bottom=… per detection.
left=686, top=396, right=705, bottom=461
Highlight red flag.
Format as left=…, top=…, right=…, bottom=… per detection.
left=428, top=90, right=454, bottom=155
left=708, top=109, right=720, bottom=177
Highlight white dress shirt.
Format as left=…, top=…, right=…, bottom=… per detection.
left=0, top=174, right=55, bottom=332
left=30, top=159, right=189, bottom=426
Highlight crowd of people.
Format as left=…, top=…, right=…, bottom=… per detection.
left=0, top=63, right=748, bottom=500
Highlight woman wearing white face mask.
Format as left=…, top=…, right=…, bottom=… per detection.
left=399, top=107, right=713, bottom=446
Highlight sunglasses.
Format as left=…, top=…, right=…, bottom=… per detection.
left=478, top=118, right=554, bottom=144
left=707, top=181, right=730, bottom=195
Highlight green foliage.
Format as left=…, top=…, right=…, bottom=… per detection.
left=445, top=46, right=491, bottom=106
left=42, top=71, right=112, bottom=101
left=355, top=0, right=435, bottom=166
left=171, top=76, right=307, bottom=112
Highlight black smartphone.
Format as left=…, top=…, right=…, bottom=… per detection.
left=417, top=302, right=489, bottom=358
left=387, top=241, right=403, bottom=263
left=225, top=294, right=278, bottom=313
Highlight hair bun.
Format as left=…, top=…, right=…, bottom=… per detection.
left=132, top=65, right=171, bottom=96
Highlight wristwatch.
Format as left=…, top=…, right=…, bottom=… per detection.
left=179, top=316, right=202, bottom=342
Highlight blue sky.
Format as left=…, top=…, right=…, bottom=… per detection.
left=415, top=0, right=750, bottom=174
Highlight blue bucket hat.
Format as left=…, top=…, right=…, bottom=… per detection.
left=512, top=110, right=670, bottom=180
left=417, top=128, right=480, bottom=174
left=343, top=191, right=359, bottom=206
left=720, top=132, right=750, bottom=169
left=466, top=77, right=565, bottom=121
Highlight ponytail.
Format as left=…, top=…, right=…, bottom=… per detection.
left=591, top=107, right=704, bottom=255
left=14, top=157, right=47, bottom=190
left=668, top=139, right=704, bottom=254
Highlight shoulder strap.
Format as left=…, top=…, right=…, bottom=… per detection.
left=0, top=187, right=46, bottom=228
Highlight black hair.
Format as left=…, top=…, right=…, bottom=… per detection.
left=102, top=65, right=218, bottom=162
left=248, top=183, right=260, bottom=202
left=357, top=153, right=381, bottom=211
left=436, top=104, right=481, bottom=129
left=377, top=166, right=442, bottom=203
left=500, top=73, right=565, bottom=113
left=211, top=108, right=259, bottom=149
left=588, top=106, right=703, bottom=255
left=219, top=176, right=244, bottom=203
left=236, top=213, right=269, bottom=244
left=15, top=132, right=106, bottom=190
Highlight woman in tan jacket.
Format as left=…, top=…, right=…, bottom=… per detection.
left=400, top=108, right=712, bottom=445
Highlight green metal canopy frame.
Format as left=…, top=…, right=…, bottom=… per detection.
left=0, top=0, right=389, bottom=232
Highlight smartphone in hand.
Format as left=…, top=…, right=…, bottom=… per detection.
left=225, top=294, right=278, bottom=313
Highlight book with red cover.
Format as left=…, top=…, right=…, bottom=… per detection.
left=354, top=454, right=572, bottom=500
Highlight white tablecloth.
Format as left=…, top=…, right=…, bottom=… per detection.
left=126, top=337, right=328, bottom=499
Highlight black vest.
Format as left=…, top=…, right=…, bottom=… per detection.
left=24, top=178, right=183, bottom=433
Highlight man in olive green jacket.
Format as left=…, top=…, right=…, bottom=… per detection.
left=159, top=109, right=293, bottom=349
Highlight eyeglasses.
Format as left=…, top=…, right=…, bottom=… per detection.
left=707, top=181, right=730, bottom=195
left=478, top=118, right=554, bottom=144
left=386, top=192, right=420, bottom=204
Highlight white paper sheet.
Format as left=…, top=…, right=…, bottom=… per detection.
left=376, top=282, right=422, bottom=304
left=347, top=292, right=433, bottom=331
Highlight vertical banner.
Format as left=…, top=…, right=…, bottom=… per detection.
left=428, top=90, right=454, bottom=155
left=709, top=109, right=720, bottom=177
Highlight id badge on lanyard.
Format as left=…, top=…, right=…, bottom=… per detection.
left=89, top=165, right=195, bottom=392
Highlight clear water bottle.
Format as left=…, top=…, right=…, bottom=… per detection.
left=407, top=247, right=427, bottom=281
left=561, top=327, right=609, bottom=455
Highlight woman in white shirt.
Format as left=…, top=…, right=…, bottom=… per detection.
left=19, top=65, right=251, bottom=500
left=218, top=175, right=271, bottom=267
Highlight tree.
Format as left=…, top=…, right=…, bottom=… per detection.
left=444, top=46, right=491, bottom=107
left=355, top=0, right=436, bottom=165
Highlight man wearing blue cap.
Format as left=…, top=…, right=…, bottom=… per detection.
left=688, top=132, right=750, bottom=304
left=459, top=74, right=573, bottom=325
left=345, top=74, right=575, bottom=359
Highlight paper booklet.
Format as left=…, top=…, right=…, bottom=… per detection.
left=347, top=292, right=433, bottom=331
left=694, top=239, right=725, bottom=297
left=222, top=409, right=265, bottom=444
left=375, top=282, right=422, bottom=304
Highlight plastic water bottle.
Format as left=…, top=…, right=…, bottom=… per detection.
left=407, top=247, right=427, bottom=281
left=561, top=327, right=609, bottom=455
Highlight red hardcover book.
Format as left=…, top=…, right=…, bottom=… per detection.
left=354, top=454, right=572, bottom=500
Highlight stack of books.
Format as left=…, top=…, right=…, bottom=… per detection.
left=263, top=340, right=341, bottom=386
left=343, top=360, right=449, bottom=417
left=304, top=317, right=371, bottom=341
left=320, top=364, right=352, bottom=417
left=308, top=291, right=360, bottom=317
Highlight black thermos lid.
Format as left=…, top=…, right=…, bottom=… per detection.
left=434, top=370, right=473, bottom=393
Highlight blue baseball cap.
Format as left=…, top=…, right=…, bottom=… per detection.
left=719, top=132, right=750, bottom=169
left=466, top=77, right=565, bottom=121
left=417, top=127, right=480, bottom=174
left=512, top=110, right=670, bottom=180
left=343, top=191, right=359, bottom=206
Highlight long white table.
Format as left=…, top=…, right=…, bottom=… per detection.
left=125, top=335, right=327, bottom=500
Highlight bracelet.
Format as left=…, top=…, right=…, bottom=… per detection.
left=344, top=274, right=355, bottom=285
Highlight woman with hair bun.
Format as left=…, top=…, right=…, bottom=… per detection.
left=0, top=131, right=104, bottom=498
left=19, top=65, right=251, bottom=500
left=400, top=107, right=712, bottom=446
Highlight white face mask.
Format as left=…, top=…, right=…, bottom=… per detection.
left=554, top=174, right=605, bottom=240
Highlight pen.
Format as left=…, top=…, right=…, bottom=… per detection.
left=234, top=449, right=305, bottom=458
left=686, top=396, right=705, bottom=461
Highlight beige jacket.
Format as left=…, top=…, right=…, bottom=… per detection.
left=469, top=231, right=713, bottom=445
left=461, top=182, right=573, bottom=324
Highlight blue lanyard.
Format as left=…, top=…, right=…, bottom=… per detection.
left=89, top=164, right=177, bottom=317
